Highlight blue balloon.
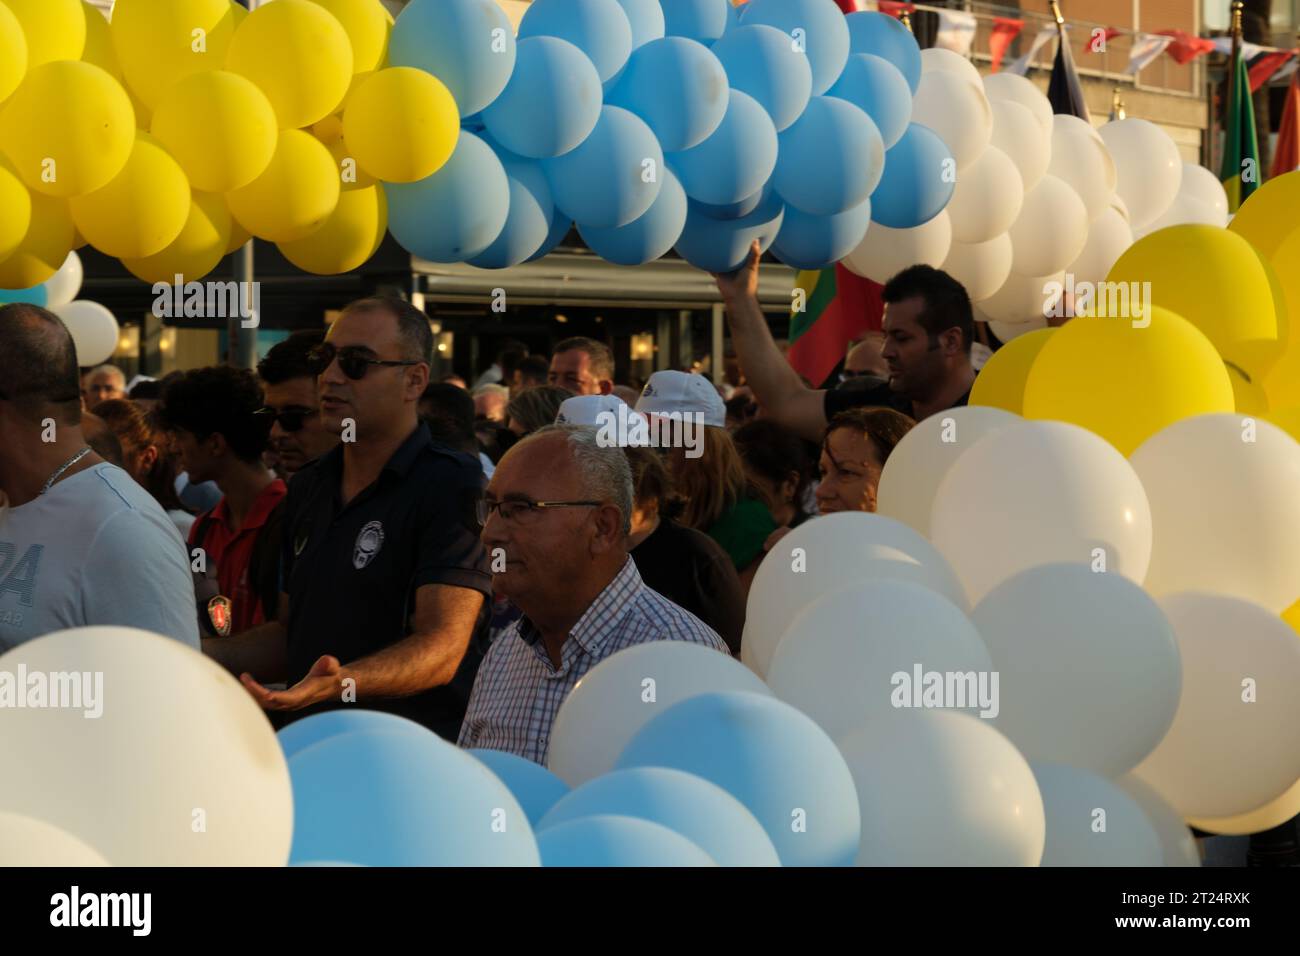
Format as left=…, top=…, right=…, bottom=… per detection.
left=277, top=709, right=430, bottom=761
left=845, top=10, right=921, bottom=94
left=740, top=0, right=850, bottom=96
left=0, top=284, right=48, bottom=305
left=605, top=38, right=729, bottom=153
left=539, top=767, right=780, bottom=866
left=467, top=140, right=555, bottom=268
left=518, top=0, right=633, bottom=85
left=690, top=186, right=765, bottom=220
left=721, top=0, right=740, bottom=36
left=470, top=749, right=571, bottom=826
left=289, top=731, right=540, bottom=866
left=615, top=691, right=861, bottom=867
left=461, top=111, right=485, bottom=131
left=772, top=95, right=884, bottom=216
left=674, top=184, right=784, bottom=273
left=481, top=37, right=603, bottom=159
left=770, top=196, right=872, bottom=270
left=578, top=165, right=687, bottom=265
left=870, top=122, right=956, bottom=228
left=386, top=131, right=510, bottom=262
left=536, top=815, right=716, bottom=866
left=660, top=0, right=729, bottom=44
left=709, top=25, right=812, bottom=132
left=613, top=0, right=665, bottom=49
left=526, top=207, right=574, bottom=261
left=666, top=89, right=776, bottom=205
left=826, top=53, right=912, bottom=150
left=389, top=0, right=517, bottom=116
left=543, top=106, right=664, bottom=228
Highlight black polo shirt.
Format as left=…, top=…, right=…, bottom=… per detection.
left=823, top=380, right=970, bottom=421
left=279, top=423, right=491, bottom=740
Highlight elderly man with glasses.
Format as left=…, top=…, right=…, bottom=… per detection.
left=459, top=425, right=729, bottom=765
left=204, top=296, right=492, bottom=741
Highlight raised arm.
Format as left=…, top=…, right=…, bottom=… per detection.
left=713, top=241, right=830, bottom=443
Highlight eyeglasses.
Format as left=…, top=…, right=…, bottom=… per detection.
left=254, top=406, right=316, bottom=433
left=477, top=498, right=603, bottom=525
left=308, top=342, right=420, bottom=381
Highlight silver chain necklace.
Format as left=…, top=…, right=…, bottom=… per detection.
left=41, top=447, right=93, bottom=496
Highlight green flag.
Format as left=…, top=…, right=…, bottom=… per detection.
left=1220, top=39, right=1260, bottom=212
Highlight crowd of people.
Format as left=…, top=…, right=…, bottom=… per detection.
left=0, top=244, right=981, bottom=765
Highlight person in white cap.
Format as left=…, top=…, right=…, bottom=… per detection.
left=634, top=370, right=726, bottom=427
left=554, top=393, right=629, bottom=427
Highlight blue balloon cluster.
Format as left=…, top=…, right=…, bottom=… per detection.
left=387, top=0, right=945, bottom=272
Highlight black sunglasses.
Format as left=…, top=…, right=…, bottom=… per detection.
left=254, top=406, right=316, bottom=433
left=308, top=342, right=420, bottom=381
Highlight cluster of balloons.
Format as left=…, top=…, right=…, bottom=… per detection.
left=0, top=249, right=122, bottom=366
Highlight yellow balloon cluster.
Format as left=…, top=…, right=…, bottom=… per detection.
left=0, top=0, right=457, bottom=288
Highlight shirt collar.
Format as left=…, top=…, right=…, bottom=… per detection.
left=518, top=556, right=645, bottom=658
left=210, top=478, right=287, bottom=532
left=317, top=422, right=431, bottom=482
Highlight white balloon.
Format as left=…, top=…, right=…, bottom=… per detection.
left=1048, top=114, right=1116, bottom=221
left=742, top=511, right=969, bottom=678
left=840, top=710, right=1045, bottom=866
left=1177, top=162, right=1229, bottom=218
left=767, top=579, right=993, bottom=741
left=52, top=300, right=120, bottom=367
left=0, top=627, right=293, bottom=865
left=1066, top=206, right=1133, bottom=285
left=945, top=145, right=1024, bottom=243
left=970, top=564, right=1181, bottom=777
left=0, top=811, right=110, bottom=866
left=988, top=315, right=1046, bottom=341
left=909, top=69, right=992, bottom=171
left=41, top=251, right=84, bottom=308
left=546, top=641, right=770, bottom=788
left=1188, top=775, right=1300, bottom=837
left=942, top=233, right=1014, bottom=302
left=1110, top=192, right=1131, bottom=221
left=1007, top=175, right=1089, bottom=277
left=982, top=71, right=1054, bottom=141
left=877, top=405, right=1021, bottom=537
left=930, top=420, right=1153, bottom=604
left=1098, top=117, right=1183, bottom=229
left=1134, top=193, right=1227, bottom=238
left=1116, top=775, right=1202, bottom=867
left=1134, top=592, right=1300, bottom=818
left=989, top=98, right=1050, bottom=191
left=843, top=211, right=951, bottom=284
left=1033, top=763, right=1163, bottom=866
left=920, top=46, right=983, bottom=88
left=1130, top=414, right=1300, bottom=612
left=978, top=268, right=1063, bottom=324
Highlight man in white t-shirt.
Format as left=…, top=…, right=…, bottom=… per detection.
left=0, top=304, right=198, bottom=652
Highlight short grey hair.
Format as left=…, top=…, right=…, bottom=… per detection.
left=531, top=424, right=633, bottom=535
left=87, top=364, right=125, bottom=383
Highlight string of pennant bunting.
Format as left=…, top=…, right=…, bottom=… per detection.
left=873, top=2, right=1299, bottom=88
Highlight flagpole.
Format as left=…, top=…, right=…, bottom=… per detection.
left=1224, top=0, right=1242, bottom=189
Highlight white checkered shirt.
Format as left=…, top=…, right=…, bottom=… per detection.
left=458, top=556, right=730, bottom=764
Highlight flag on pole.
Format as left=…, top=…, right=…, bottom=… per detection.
left=1046, top=2, right=1089, bottom=121
left=1273, top=69, right=1300, bottom=176
left=1220, top=4, right=1260, bottom=211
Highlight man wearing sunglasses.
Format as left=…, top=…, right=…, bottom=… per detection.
left=203, top=297, right=491, bottom=741
left=257, top=330, right=340, bottom=480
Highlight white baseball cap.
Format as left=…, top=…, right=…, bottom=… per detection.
left=635, top=370, right=726, bottom=428
left=555, top=394, right=629, bottom=426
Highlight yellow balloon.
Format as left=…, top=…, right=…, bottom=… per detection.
left=122, top=190, right=233, bottom=285
left=0, top=1, right=29, bottom=105
left=0, top=191, right=73, bottom=288
left=0, top=60, right=135, bottom=197
left=1229, top=365, right=1269, bottom=415
left=1023, top=307, right=1235, bottom=456
left=1266, top=405, right=1300, bottom=445
left=1106, top=224, right=1282, bottom=383
left=0, top=157, right=32, bottom=263
left=1262, top=230, right=1300, bottom=409
left=308, top=0, right=391, bottom=74
left=327, top=136, right=377, bottom=191
left=70, top=132, right=191, bottom=259
left=313, top=113, right=345, bottom=146
left=226, top=0, right=353, bottom=130
left=110, top=0, right=239, bottom=111
left=79, top=1, right=120, bottom=81
left=1228, top=170, right=1300, bottom=259
left=224, top=199, right=252, bottom=255
left=969, top=328, right=1054, bottom=415
left=152, top=71, right=278, bottom=193
left=278, top=183, right=387, bottom=275
left=226, top=129, right=339, bottom=242
left=5, top=0, right=85, bottom=67
left=343, top=67, right=459, bottom=184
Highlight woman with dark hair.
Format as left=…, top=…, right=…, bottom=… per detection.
left=732, top=419, right=815, bottom=531
left=815, top=406, right=916, bottom=514
left=91, top=398, right=194, bottom=537
left=626, top=447, right=746, bottom=655
left=504, top=385, right=570, bottom=437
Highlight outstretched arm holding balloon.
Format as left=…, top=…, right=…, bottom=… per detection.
left=713, top=241, right=832, bottom=444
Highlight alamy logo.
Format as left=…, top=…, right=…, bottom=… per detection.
left=50, top=887, right=151, bottom=936
left=152, top=276, right=260, bottom=327
left=0, top=665, right=102, bottom=718
left=593, top=406, right=704, bottom=458
left=890, top=663, right=1000, bottom=718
